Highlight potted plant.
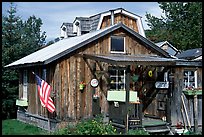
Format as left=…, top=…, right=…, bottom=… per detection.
left=79, top=81, right=86, bottom=91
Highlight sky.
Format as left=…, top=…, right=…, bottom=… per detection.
left=2, top=2, right=164, bottom=43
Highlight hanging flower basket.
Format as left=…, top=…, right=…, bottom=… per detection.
left=93, top=94, right=99, bottom=100
left=132, top=74, right=139, bottom=82
left=183, top=87, right=202, bottom=96
left=79, top=81, right=86, bottom=91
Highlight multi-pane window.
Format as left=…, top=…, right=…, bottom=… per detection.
left=23, top=70, right=28, bottom=99
left=109, top=67, right=126, bottom=90
left=110, top=36, right=125, bottom=53
left=183, top=70, right=197, bottom=88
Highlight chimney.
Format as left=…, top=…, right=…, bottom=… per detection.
left=110, top=10, right=114, bottom=25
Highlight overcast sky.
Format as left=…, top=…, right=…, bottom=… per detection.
left=2, top=2, right=164, bottom=43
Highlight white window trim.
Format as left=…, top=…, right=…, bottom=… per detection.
left=109, top=67, right=126, bottom=91
left=194, top=70, right=198, bottom=88
left=110, top=36, right=126, bottom=54
left=183, top=69, right=198, bottom=88
left=164, top=72, right=168, bottom=82
left=22, top=70, right=28, bottom=100
left=96, top=9, right=146, bottom=37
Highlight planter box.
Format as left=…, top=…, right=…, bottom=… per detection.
left=182, top=90, right=202, bottom=96
left=107, top=90, right=139, bottom=102
left=16, top=99, right=28, bottom=106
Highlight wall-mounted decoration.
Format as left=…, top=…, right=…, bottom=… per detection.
left=148, top=70, right=153, bottom=77
left=90, top=78, right=99, bottom=88
left=79, top=81, right=86, bottom=91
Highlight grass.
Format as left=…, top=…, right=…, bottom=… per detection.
left=2, top=119, right=49, bottom=135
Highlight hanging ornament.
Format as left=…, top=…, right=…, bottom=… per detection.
left=148, top=70, right=153, bottom=77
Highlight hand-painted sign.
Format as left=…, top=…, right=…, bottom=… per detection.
left=155, top=81, right=169, bottom=89
left=90, top=78, right=99, bottom=88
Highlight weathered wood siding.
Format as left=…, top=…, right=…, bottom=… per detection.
left=100, top=13, right=139, bottom=33
left=20, top=28, right=161, bottom=121
left=18, top=27, right=202, bottom=126
left=171, top=67, right=202, bottom=126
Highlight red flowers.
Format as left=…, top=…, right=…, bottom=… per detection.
left=79, top=81, right=86, bottom=90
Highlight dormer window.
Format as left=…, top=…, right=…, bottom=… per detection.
left=75, top=21, right=80, bottom=26
left=110, top=36, right=125, bottom=53
left=62, top=27, right=66, bottom=31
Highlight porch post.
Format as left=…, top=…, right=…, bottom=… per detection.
left=193, top=94, right=198, bottom=132
left=125, top=65, right=130, bottom=133
left=166, top=73, right=173, bottom=124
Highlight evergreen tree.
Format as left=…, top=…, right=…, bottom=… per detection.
left=145, top=2, right=202, bottom=50
left=2, top=3, right=23, bottom=119
left=2, top=2, right=46, bottom=119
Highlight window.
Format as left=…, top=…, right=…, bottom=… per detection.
left=183, top=70, right=197, bottom=88
left=42, top=68, right=47, bottom=80
left=62, top=27, right=66, bottom=31
left=110, top=36, right=125, bottom=53
left=109, top=67, right=125, bottom=90
left=164, top=72, right=168, bottom=82
left=23, top=70, right=28, bottom=99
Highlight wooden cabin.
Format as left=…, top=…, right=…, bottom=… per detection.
left=6, top=8, right=202, bottom=134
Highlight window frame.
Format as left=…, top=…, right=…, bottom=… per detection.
left=109, top=66, right=126, bottom=90
left=183, top=69, right=197, bottom=88
left=22, top=70, right=28, bottom=100
left=110, top=35, right=125, bottom=54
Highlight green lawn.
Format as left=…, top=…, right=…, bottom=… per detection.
left=2, top=119, right=49, bottom=135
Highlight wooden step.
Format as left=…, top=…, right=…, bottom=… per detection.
left=146, top=128, right=170, bottom=133
left=144, top=125, right=170, bottom=134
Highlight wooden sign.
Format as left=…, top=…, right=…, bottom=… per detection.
left=155, top=81, right=169, bottom=89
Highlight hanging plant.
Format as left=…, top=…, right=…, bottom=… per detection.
left=79, top=81, right=86, bottom=91
left=132, top=74, right=139, bottom=82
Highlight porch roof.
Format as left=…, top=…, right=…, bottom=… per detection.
left=82, top=54, right=179, bottom=66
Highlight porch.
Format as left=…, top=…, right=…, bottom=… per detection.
left=109, top=115, right=171, bottom=134
left=82, top=53, right=177, bottom=134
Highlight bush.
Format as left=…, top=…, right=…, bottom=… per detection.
left=52, top=124, right=75, bottom=135
left=52, top=127, right=71, bottom=135
left=73, top=115, right=117, bottom=135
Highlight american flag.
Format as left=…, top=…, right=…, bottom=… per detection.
left=34, top=72, right=56, bottom=113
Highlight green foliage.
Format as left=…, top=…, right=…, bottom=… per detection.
left=51, top=115, right=118, bottom=135
left=188, top=131, right=202, bottom=135
left=73, top=116, right=117, bottom=135
left=2, top=2, right=46, bottom=119
left=2, top=119, right=48, bottom=135
left=145, top=2, right=202, bottom=50
left=52, top=125, right=75, bottom=135
left=126, top=129, right=150, bottom=135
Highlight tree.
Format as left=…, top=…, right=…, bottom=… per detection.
left=145, top=2, right=202, bottom=50
left=2, top=2, right=46, bottom=119
left=20, top=15, right=46, bottom=57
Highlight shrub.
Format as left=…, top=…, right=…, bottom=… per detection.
left=52, top=127, right=71, bottom=135
left=73, top=115, right=117, bottom=135
left=52, top=125, right=75, bottom=135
